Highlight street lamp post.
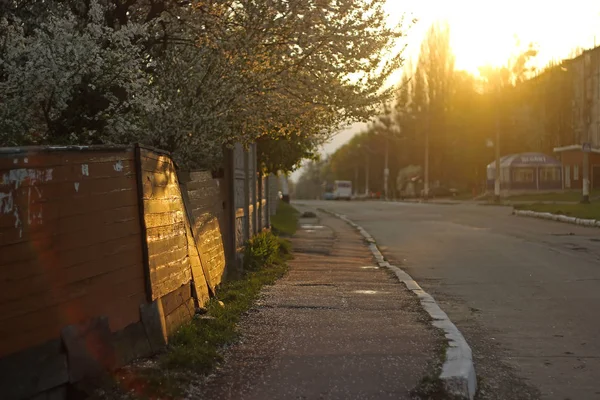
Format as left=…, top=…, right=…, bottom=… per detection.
left=494, top=118, right=501, bottom=202
left=424, top=113, right=430, bottom=200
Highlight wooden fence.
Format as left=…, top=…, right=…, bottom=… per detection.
left=0, top=143, right=277, bottom=400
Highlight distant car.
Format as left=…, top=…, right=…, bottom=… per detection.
left=323, top=192, right=335, bottom=200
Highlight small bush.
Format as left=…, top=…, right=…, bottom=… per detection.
left=277, top=237, right=292, bottom=258
left=244, top=231, right=280, bottom=270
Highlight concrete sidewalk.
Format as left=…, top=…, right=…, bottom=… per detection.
left=198, top=209, right=442, bottom=399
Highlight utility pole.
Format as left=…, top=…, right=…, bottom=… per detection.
left=581, top=52, right=591, bottom=204
left=384, top=136, right=389, bottom=201
left=583, top=149, right=590, bottom=203
left=423, top=114, right=430, bottom=200
left=365, top=152, right=370, bottom=196
left=354, top=164, right=359, bottom=197
left=494, top=118, right=501, bottom=202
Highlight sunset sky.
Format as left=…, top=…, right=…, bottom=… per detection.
left=291, top=1, right=600, bottom=180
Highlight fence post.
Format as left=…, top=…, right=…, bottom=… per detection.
left=133, top=144, right=153, bottom=303
left=222, top=145, right=236, bottom=269
left=243, top=146, right=251, bottom=242
left=251, top=143, right=258, bottom=235
left=257, top=172, right=263, bottom=231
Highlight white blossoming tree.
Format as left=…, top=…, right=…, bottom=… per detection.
left=1, top=0, right=409, bottom=171
left=0, top=1, right=156, bottom=146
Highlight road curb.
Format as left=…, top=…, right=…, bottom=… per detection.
left=513, top=209, right=600, bottom=228
left=321, top=209, right=477, bottom=400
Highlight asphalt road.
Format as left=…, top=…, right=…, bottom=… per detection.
left=296, top=200, right=600, bottom=400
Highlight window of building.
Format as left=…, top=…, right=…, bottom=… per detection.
left=513, top=168, right=535, bottom=182
left=574, top=164, right=580, bottom=180
left=540, top=167, right=561, bottom=182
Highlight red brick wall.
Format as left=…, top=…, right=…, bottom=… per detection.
left=558, top=151, right=600, bottom=189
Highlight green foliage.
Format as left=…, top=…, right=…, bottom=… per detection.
left=243, top=231, right=281, bottom=271
left=270, top=201, right=299, bottom=236
left=257, top=133, right=322, bottom=174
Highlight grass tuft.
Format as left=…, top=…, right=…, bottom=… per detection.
left=270, top=200, right=299, bottom=236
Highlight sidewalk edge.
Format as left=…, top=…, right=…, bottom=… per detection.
left=321, top=209, right=477, bottom=400
left=513, top=209, right=600, bottom=228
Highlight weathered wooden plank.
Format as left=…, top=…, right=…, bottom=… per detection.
left=0, top=188, right=139, bottom=232
left=150, top=254, right=189, bottom=284
left=61, top=316, right=116, bottom=383
left=164, top=298, right=195, bottom=336
left=143, top=198, right=184, bottom=214
left=160, top=284, right=193, bottom=317
left=146, top=234, right=187, bottom=258
left=187, top=188, right=221, bottom=207
left=148, top=246, right=188, bottom=272
left=145, top=222, right=186, bottom=245
left=58, top=222, right=140, bottom=253
left=144, top=211, right=185, bottom=229
left=0, top=150, right=134, bottom=169
left=0, top=203, right=137, bottom=235
left=0, top=283, right=145, bottom=358
left=0, top=161, right=134, bottom=192
left=194, top=216, right=226, bottom=288
left=150, top=264, right=192, bottom=300
left=0, top=219, right=139, bottom=267
left=143, top=182, right=182, bottom=199
left=188, top=247, right=210, bottom=306
left=0, top=264, right=143, bottom=316
left=0, top=251, right=143, bottom=312
left=58, top=189, right=138, bottom=217
left=50, top=161, right=134, bottom=182
left=32, top=175, right=136, bottom=200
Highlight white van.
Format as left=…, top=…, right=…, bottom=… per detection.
left=333, top=180, right=352, bottom=200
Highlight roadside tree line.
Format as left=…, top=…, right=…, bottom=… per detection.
left=299, top=22, right=587, bottom=198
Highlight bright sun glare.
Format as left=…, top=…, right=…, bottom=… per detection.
left=385, top=0, right=600, bottom=75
